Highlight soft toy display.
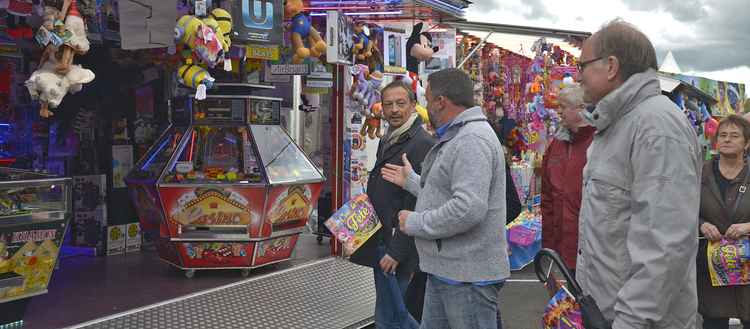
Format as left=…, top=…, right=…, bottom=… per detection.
left=174, top=9, right=233, bottom=99
left=405, top=23, right=439, bottom=75
left=350, top=65, right=382, bottom=114
left=359, top=102, right=383, bottom=139
left=353, top=21, right=373, bottom=62
left=25, top=48, right=95, bottom=118
left=26, top=0, right=94, bottom=118
left=284, top=0, right=326, bottom=64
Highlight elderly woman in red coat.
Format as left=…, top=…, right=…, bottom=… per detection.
left=540, top=84, right=595, bottom=274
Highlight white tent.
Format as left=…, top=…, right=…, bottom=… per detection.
left=659, top=50, right=682, bottom=74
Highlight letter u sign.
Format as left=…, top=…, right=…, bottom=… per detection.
left=243, top=0, right=273, bottom=29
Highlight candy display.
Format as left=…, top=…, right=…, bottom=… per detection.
left=126, top=95, right=325, bottom=277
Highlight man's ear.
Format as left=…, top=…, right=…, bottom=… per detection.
left=606, top=56, right=620, bottom=82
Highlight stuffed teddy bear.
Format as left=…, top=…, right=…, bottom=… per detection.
left=25, top=48, right=95, bottom=118
left=359, top=102, right=383, bottom=139
left=284, top=0, right=326, bottom=64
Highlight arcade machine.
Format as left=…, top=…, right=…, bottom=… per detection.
left=0, top=169, right=71, bottom=327
left=126, top=94, right=326, bottom=278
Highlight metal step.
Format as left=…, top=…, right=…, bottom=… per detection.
left=63, top=257, right=375, bottom=329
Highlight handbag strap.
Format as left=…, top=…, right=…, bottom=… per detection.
left=729, top=166, right=750, bottom=222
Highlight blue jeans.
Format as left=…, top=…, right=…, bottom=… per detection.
left=374, top=266, right=420, bottom=329
left=421, top=275, right=504, bottom=329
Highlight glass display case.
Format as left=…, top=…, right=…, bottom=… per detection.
left=126, top=95, right=325, bottom=278
left=0, top=168, right=71, bottom=325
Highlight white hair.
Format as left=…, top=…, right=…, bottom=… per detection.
left=559, top=84, right=584, bottom=108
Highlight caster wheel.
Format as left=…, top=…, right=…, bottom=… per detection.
left=316, top=236, right=323, bottom=244
left=184, top=270, right=195, bottom=279
left=241, top=269, right=251, bottom=277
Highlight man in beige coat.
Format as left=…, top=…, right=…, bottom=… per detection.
left=575, top=20, right=701, bottom=329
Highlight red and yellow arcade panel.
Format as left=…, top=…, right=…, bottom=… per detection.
left=126, top=96, right=325, bottom=277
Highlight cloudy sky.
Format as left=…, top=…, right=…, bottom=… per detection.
left=465, top=0, right=750, bottom=97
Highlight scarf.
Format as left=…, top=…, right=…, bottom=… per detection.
left=385, top=112, right=418, bottom=147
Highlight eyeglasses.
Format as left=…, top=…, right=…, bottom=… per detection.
left=382, top=100, right=410, bottom=109
left=577, top=57, right=603, bottom=72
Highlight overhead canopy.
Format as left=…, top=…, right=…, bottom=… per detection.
left=657, top=72, right=717, bottom=103
left=447, top=20, right=591, bottom=59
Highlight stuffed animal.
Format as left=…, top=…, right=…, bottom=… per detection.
left=284, top=0, right=326, bottom=64
left=350, top=65, right=382, bottom=113
left=55, top=0, right=90, bottom=75
left=175, top=15, right=223, bottom=68
left=209, top=8, right=233, bottom=70
left=360, top=102, right=383, bottom=139
left=405, top=23, right=439, bottom=75
left=353, top=21, right=373, bottom=62
left=25, top=49, right=95, bottom=118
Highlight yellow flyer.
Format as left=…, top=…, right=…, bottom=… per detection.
left=324, top=194, right=381, bottom=255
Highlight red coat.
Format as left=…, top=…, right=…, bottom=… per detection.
left=541, top=126, right=595, bottom=269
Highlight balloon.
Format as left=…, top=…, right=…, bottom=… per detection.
left=705, top=117, right=719, bottom=138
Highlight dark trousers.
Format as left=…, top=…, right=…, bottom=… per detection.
left=703, top=317, right=750, bottom=329
left=405, top=270, right=427, bottom=322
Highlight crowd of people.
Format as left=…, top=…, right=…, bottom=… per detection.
left=351, top=18, right=747, bottom=329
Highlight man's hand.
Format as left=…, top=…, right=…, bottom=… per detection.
left=726, top=223, right=750, bottom=240
left=381, top=153, right=413, bottom=188
left=701, top=222, right=723, bottom=241
left=379, top=254, right=399, bottom=274
left=398, top=210, right=412, bottom=233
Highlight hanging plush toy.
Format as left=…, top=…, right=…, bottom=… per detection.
left=405, top=23, right=439, bottom=76
left=284, top=0, right=326, bottom=64
left=353, top=21, right=373, bottom=62
left=56, top=0, right=90, bottom=75
left=174, top=12, right=225, bottom=98
left=359, top=102, right=383, bottom=139
left=25, top=48, right=95, bottom=118
left=209, top=8, right=233, bottom=71
left=26, top=0, right=95, bottom=118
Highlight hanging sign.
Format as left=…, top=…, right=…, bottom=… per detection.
left=246, top=44, right=280, bottom=60
left=232, top=0, right=283, bottom=44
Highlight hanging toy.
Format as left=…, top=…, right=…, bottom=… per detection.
left=359, top=102, right=383, bottom=139
left=284, top=0, right=326, bottom=64
left=209, top=8, right=233, bottom=71
left=25, top=48, right=95, bottom=118
left=174, top=12, right=224, bottom=97
left=353, top=21, right=374, bottom=63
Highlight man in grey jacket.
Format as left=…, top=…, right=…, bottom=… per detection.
left=576, top=20, right=701, bottom=329
left=381, top=68, right=510, bottom=329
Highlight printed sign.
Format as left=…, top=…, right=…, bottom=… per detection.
left=324, top=194, right=381, bottom=255
left=232, top=0, right=283, bottom=44
left=708, top=237, right=750, bottom=286
left=0, top=220, right=67, bottom=300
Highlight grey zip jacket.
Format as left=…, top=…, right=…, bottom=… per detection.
left=577, top=69, right=700, bottom=329
left=402, top=106, right=510, bottom=282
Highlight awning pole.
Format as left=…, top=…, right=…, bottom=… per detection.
left=457, top=31, right=493, bottom=68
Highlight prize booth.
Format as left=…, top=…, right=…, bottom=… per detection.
left=126, top=92, right=325, bottom=278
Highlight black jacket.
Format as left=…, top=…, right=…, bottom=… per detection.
left=349, top=118, right=435, bottom=273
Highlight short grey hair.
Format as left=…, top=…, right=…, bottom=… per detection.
left=381, top=80, right=416, bottom=102
left=559, top=84, right=584, bottom=108
left=427, top=68, right=474, bottom=108
left=593, top=19, right=658, bottom=81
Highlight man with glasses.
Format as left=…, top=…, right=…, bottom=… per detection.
left=349, top=80, right=434, bottom=328
left=575, top=19, right=701, bottom=328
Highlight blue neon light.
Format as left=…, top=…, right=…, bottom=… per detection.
left=141, top=136, right=170, bottom=171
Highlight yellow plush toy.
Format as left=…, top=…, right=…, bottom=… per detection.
left=209, top=8, right=232, bottom=54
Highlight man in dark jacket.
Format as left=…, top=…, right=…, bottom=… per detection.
left=349, top=80, right=435, bottom=328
